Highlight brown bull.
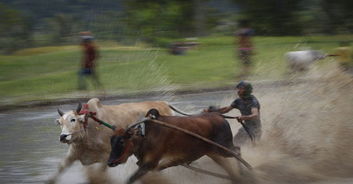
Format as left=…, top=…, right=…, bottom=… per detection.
left=107, top=108, right=242, bottom=184
left=48, top=98, right=172, bottom=184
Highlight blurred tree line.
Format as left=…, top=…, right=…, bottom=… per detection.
left=0, top=0, right=352, bottom=53
left=232, top=0, right=353, bottom=35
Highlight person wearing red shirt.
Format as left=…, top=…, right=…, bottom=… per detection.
left=235, top=19, right=255, bottom=77
left=78, top=32, right=103, bottom=90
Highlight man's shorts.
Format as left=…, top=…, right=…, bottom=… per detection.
left=238, top=49, right=252, bottom=65
left=80, top=68, right=94, bottom=75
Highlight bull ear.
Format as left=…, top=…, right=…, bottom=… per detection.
left=145, top=108, right=159, bottom=119
left=76, top=102, right=82, bottom=113
left=77, top=114, right=85, bottom=122
left=57, top=109, right=64, bottom=116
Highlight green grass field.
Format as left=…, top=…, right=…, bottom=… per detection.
left=0, top=35, right=350, bottom=105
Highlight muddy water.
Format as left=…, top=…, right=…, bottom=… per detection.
left=0, top=63, right=352, bottom=184
left=245, top=65, right=353, bottom=184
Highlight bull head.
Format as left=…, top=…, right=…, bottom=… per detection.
left=107, top=128, right=135, bottom=167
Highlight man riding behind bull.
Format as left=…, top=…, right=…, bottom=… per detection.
left=205, top=81, right=261, bottom=146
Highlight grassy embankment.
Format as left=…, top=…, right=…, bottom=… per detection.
left=0, top=35, right=350, bottom=105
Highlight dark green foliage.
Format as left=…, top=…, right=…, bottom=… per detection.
left=232, top=0, right=304, bottom=35
left=1, top=0, right=353, bottom=52
left=232, top=0, right=353, bottom=35
left=320, top=0, right=353, bottom=34
left=122, top=0, right=219, bottom=43
left=0, top=3, right=33, bottom=53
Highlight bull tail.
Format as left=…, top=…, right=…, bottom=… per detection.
left=168, top=105, right=193, bottom=116
left=169, top=104, right=241, bottom=120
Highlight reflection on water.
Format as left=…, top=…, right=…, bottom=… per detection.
left=0, top=107, right=67, bottom=184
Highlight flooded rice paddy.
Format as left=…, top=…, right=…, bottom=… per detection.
left=0, top=63, right=352, bottom=184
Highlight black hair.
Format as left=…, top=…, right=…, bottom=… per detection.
left=235, top=81, right=253, bottom=95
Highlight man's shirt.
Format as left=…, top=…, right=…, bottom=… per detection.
left=230, top=95, right=260, bottom=116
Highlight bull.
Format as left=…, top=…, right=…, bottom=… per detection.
left=48, top=98, right=172, bottom=184
left=107, top=108, right=245, bottom=184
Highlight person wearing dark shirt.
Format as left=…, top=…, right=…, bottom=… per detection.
left=206, top=81, right=262, bottom=146
left=78, top=31, right=103, bottom=90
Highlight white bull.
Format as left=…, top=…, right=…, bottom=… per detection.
left=48, top=98, right=172, bottom=184
left=285, top=50, right=327, bottom=72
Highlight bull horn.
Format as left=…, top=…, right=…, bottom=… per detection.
left=57, top=109, right=64, bottom=116
left=76, top=102, right=82, bottom=113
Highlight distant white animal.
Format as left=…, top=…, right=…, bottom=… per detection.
left=285, top=50, right=327, bottom=72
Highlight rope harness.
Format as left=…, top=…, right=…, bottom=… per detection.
left=78, top=104, right=116, bottom=131
left=78, top=104, right=252, bottom=180
left=169, top=104, right=255, bottom=143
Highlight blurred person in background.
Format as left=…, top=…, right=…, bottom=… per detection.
left=205, top=81, right=261, bottom=146
left=169, top=42, right=187, bottom=55
left=78, top=31, right=103, bottom=91
left=235, top=19, right=255, bottom=78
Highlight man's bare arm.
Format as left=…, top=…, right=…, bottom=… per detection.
left=217, top=106, right=234, bottom=114
left=238, top=107, right=259, bottom=121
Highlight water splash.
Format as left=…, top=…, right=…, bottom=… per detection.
left=132, top=62, right=353, bottom=184
left=236, top=62, right=353, bottom=184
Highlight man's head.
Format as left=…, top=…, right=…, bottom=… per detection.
left=79, top=31, right=94, bottom=44
left=235, top=81, right=253, bottom=98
